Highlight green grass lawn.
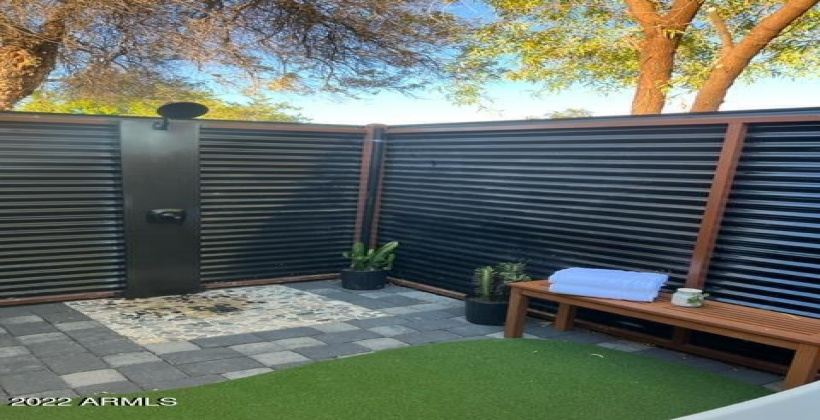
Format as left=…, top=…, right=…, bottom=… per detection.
left=3, top=339, right=771, bottom=420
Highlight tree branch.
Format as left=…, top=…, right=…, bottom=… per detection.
left=708, top=9, right=734, bottom=55
left=692, top=0, right=820, bottom=111
left=624, top=0, right=661, bottom=29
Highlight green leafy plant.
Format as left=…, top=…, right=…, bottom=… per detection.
left=342, top=241, right=399, bottom=271
left=687, top=292, right=710, bottom=306
left=472, top=262, right=533, bottom=301
left=495, top=262, right=532, bottom=283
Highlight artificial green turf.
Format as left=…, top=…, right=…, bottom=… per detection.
left=4, top=339, right=771, bottom=420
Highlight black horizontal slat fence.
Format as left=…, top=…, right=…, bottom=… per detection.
left=1, top=108, right=819, bottom=327
left=707, top=122, right=820, bottom=318
left=0, top=120, right=125, bottom=297
left=378, top=124, right=727, bottom=294
left=199, top=126, right=364, bottom=283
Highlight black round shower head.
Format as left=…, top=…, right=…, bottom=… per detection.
left=156, top=102, right=209, bottom=120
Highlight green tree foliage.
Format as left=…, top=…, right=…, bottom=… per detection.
left=0, top=0, right=464, bottom=110
left=547, top=108, right=594, bottom=119
left=17, top=82, right=305, bottom=121
left=451, top=0, right=819, bottom=113
left=525, top=108, right=594, bottom=119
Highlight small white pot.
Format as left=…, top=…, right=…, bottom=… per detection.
left=671, top=288, right=705, bottom=307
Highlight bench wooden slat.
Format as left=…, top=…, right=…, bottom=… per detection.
left=504, top=280, right=820, bottom=390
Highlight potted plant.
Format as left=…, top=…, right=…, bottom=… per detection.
left=465, top=262, right=532, bottom=325
left=340, top=241, right=399, bottom=290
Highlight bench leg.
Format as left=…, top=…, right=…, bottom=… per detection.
left=504, top=288, right=529, bottom=338
left=783, top=344, right=820, bottom=390
left=671, top=327, right=692, bottom=345
left=554, top=303, right=577, bottom=331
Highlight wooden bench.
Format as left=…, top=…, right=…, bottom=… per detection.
left=504, top=280, right=820, bottom=390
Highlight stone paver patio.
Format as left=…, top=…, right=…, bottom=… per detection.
left=0, top=280, right=783, bottom=402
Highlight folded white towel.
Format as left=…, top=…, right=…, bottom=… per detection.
left=549, top=277, right=663, bottom=292
left=550, top=267, right=667, bottom=291
left=548, top=283, right=659, bottom=302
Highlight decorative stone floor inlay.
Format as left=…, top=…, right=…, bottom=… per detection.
left=66, top=285, right=384, bottom=344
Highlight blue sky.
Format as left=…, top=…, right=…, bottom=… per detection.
left=280, top=77, right=820, bottom=125
left=235, top=0, right=820, bottom=126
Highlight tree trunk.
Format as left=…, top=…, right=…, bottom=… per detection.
left=625, top=0, right=703, bottom=115
left=0, top=44, right=61, bottom=111
left=0, top=9, right=67, bottom=111
left=691, top=0, right=820, bottom=112
left=631, top=35, right=678, bottom=115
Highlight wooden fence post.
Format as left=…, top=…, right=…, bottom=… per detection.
left=685, top=122, right=749, bottom=288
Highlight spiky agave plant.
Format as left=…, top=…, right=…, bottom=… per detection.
left=342, top=241, right=399, bottom=271
left=495, top=262, right=532, bottom=284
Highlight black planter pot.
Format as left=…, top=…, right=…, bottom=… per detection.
left=465, top=298, right=509, bottom=326
left=340, top=269, right=388, bottom=290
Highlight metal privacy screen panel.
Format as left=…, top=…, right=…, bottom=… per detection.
left=66, top=285, right=384, bottom=344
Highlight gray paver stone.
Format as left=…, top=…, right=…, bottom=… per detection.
left=254, top=327, right=322, bottom=341
left=5, top=322, right=57, bottom=337
left=65, top=329, right=125, bottom=345
left=74, top=381, right=144, bottom=396
left=17, top=332, right=68, bottom=345
left=161, top=348, right=244, bottom=365
left=348, top=299, right=400, bottom=309
left=28, top=340, right=87, bottom=357
left=0, top=346, right=29, bottom=358
left=6, top=323, right=58, bottom=337
left=0, top=315, right=44, bottom=325
left=368, top=325, right=419, bottom=337
left=143, top=341, right=200, bottom=355
left=553, top=331, right=611, bottom=344
left=401, top=310, right=460, bottom=321
left=446, top=324, right=504, bottom=337
left=374, top=295, right=426, bottom=306
left=250, top=351, right=311, bottom=367
left=117, top=362, right=189, bottom=387
left=1, top=370, right=69, bottom=396
left=55, top=321, right=104, bottom=332
left=273, top=337, right=326, bottom=350
left=15, top=389, right=78, bottom=399
left=392, top=330, right=461, bottom=345
left=354, top=338, right=409, bottom=351
left=38, top=311, right=91, bottom=324
left=141, top=375, right=225, bottom=392
left=61, top=369, right=127, bottom=388
left=523, top=324, right=565, bottom=338
left=178, top=357, right=264, bottom=376
left=104, top=352, right=162, bottom=367
left=0, top=307, right=34, bottom=318
left=229, top=342, right=284, bottom=355
left=718, top=367, right=783, bottom=385
left=41, top=352, right=109, bottom=375
left=222, top=368, right=273, bottom=380
left=0, top=336, right=20, bottom=347
left=0, top=354, right=46, bottom=375
left=26, top=303, right=75, bottom=315
left=401, top=318, right=466, bottom=332
left=311, top=322, right=360, bottom=333
left=349, top=316, right=410, bottom=328
left=190, top=333, right=262, bottom=348
left=314, top=330, right=381, bottom=345
left=596, top=340, right=653, bottom=353
left=85, top=340, right=145, bottom=357
left=294, top=343, right=369, bottom=360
